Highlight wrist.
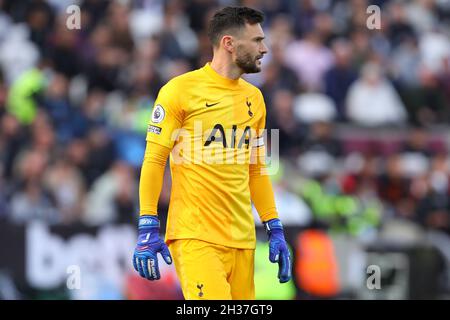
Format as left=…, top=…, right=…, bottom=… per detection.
left=137, top=216, right=160, bottom=244
left=263, top=218, right=283, bottom=236
left=138, top=215, right=160, bottom=230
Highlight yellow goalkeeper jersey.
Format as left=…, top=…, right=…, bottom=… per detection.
left=146, top=63, right=270, bottom=249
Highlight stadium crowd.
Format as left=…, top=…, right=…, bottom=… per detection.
left=0, top=0, right=449, bottom=244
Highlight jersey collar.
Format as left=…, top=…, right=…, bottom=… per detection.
left=203, top=62, right=241, bottom=87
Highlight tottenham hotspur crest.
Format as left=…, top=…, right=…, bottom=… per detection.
left=197, top=283, right=204, bottom=297
left=246, top=97, right=253, bottom=117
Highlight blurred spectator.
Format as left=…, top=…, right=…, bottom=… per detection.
left=406, top=0, right=439, bottom=34
left=80, top=22, right=113, bottom=69
left=58, top=127, right=114, bottom=189
left=297, top=151, right=335, bottom=181
left=313, top=11, right=338, bottom=46
left=0, top=69, right=6, bottom=113
left=158, top=0, right=198, bottom=61
left=9, top=179, right=58, bottom=224
left=45, top=14, right=82, bottom=78
left=260, top=57, right=299, bottom=105
left=293, top=92, right=337, bottom=124
left=347, top=0, right=372, bottom=31
left=323, top=38, right=358, bottom=121
left=260, top=16, right=299, bottom=115
left=377, top=154, right=412, bottom=218
left=400, top=65, right=449, bottom=126
left=346, top=62, right=407, bottom=126
left=9, top=148, right=59, bottom=224
left=85, top=45, right=128, bottom=92
left=43, top=156, right=86, bottom=225
left=416, top=154, right=450, bottom=234
left=368, top=22, right=392, bottom=62
left=301, top=121, right=342, bottom=158
left=184, top=0, right=212, bottom=33
left=65, top=138, right=89, bottom=172
left=348, top=30, right=372, bottom=71
left=0, top=3, right=13, bottom=44
left=83, top=161, right=137, bottom=226
left=386, top=0, right=416, bottom=48
left=253, top=164, right=312, bottom=226
left=390, top=35, right=421, bottom=88
left=290, top=0, right=318, bottom=36
left=265, top=13, right=296, bottom=57
left=401, top=126, right=434, bottom=157
left=83, top=126, right=115, bottom=186
left=0, top=24, right=40, bottom=85
left=266, top=89, right=305, bottom=157
left=25, top=0, right=55, bottom=52
left=80, top=0, right=110, bottom=33
left=284, top=30, right=334, bottom=91
left=6, top=63, right=45, bottom=125
left=418, top=30, right=450, bottom=75
left=341, top=153, right=379, bottom=199
left=41, top=72, right=75, bottom=143
left=70, top=89, right=107, bottom=138
left=0, top=114, right=27, bottom=180
left=106, top=2, right=134, bottom=52
left=30, top=111, right=56, bottom=156
left=128, top=58, right=163, bottom=97
left=438, top=56, right=450, bottom=105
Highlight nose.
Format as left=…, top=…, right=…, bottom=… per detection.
left=260, top=41, right=268, bottom=54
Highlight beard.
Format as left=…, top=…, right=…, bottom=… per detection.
left=235, top=50, right=262, bottom=74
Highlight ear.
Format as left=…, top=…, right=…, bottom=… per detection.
left=221, top=35, right=234, bottom=53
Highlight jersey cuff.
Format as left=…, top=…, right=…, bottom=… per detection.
left=260, top=210, right=279, bottom=223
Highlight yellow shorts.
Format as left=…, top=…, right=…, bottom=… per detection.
left=168, top=239, right=255, bottom=300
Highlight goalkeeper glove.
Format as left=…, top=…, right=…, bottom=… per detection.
left=132, top=215, right=172, bottom=280
left=264, top=218, right=292, bottom=283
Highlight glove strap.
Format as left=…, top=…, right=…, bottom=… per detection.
left=137, top=216, right=160, bottom=245
left=138, top=215, right=160, bottom=230
left=263, top=218, right=283, bottom=236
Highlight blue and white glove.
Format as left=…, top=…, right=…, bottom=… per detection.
left=132, top=215, right=172, bottom=280
left=264, top=218, right=292, bottom=283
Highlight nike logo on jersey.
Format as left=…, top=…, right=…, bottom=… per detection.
left=205, top=102, right=220, bottom=108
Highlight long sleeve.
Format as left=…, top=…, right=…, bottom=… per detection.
left=249, top=143, right=279, bottom=222
left=140, top=77, right=184, bottom=216
left=249, top=90, right=279, bottom=223
left=139, top=141, right=171, bottom=216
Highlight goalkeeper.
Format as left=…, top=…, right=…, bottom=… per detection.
left=132, top=6, right=291, bottom=300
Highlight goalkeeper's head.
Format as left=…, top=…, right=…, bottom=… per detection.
left=208, top=6, right=268, bottom=74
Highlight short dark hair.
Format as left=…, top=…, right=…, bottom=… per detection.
left=207, top=6, right=265, bottom=47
